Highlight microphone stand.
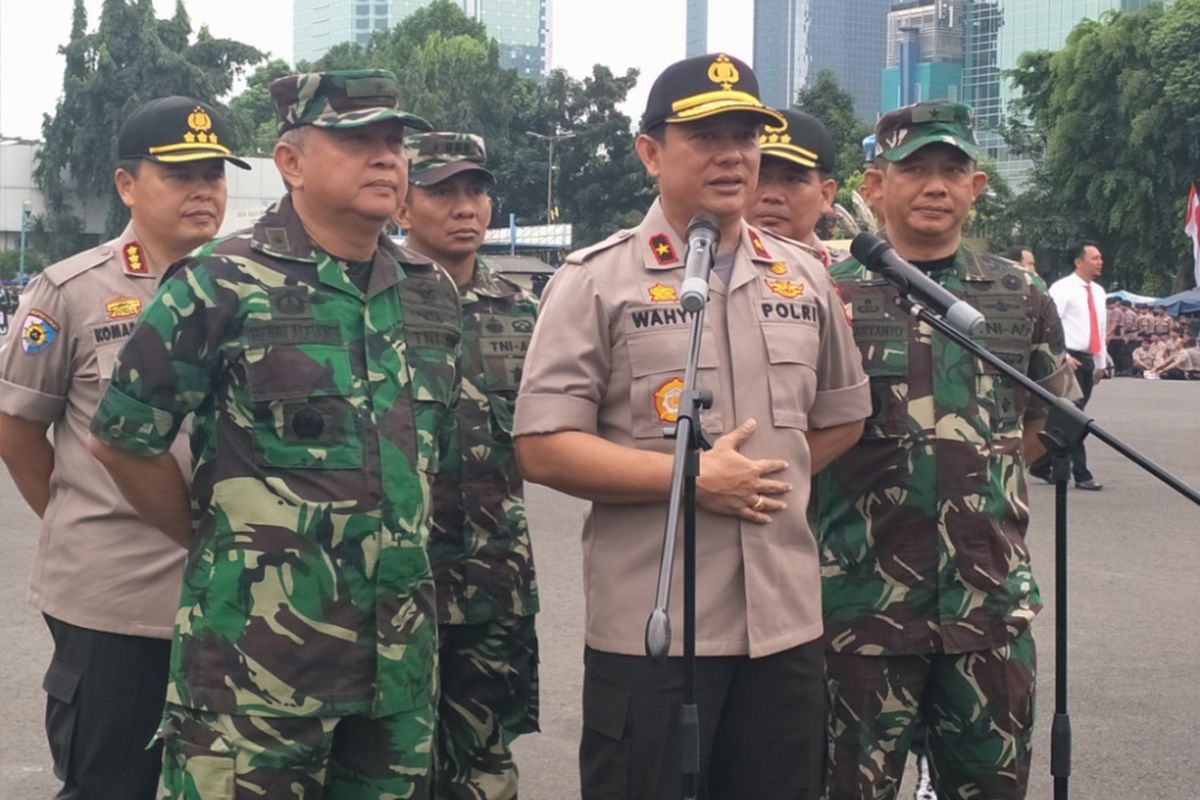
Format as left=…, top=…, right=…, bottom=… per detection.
left=645, top=297, right=711, bottom=800
left=891, top=294, right=1200, bottom=800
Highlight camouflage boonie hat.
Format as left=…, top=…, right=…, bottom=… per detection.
left=874, top=100, right=979, bottom=162
left=406, top=132, right=494, bottom=187
left=270, top=69, right=432, bottom=134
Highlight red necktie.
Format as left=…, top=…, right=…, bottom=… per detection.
left=1086, top=282, right=1101, bottom=355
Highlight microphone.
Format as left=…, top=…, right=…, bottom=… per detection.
left=679, top=213, right=721, bottom=313
left=850, top=232, right=986, bottom=337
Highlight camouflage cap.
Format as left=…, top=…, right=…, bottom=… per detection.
left=874, top=100, right=979, bottom=162
left=406, top=132, right=494, bottom=187
left=269, top=69, right=432, bottom=134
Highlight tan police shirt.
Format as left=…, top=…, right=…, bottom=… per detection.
left=513, top=199, right=871, bottom=658
left=0, top=224, right=187, bottom=638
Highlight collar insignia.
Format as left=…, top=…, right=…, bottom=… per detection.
left=765, top=278, right=805, bottom=299
left=748, top=229, right=771, bottom=260
left=122, top=242, right=148, bottom=274
left=649, top=233, right=678, bottom=265
left=648, top=282, right=678, bottom=303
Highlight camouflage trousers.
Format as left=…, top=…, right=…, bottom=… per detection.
left=435, top=616, right=539, bottom=800
left=158, top=701, right=434, bottom=799
left=824, top=628, right=1036, bottom=800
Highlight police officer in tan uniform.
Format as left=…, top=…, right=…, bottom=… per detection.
left=513, top=53, right=870, bottom=799
left=747, top=107, right=848, bottom=267
left=0, top=96, right=248, bottom=800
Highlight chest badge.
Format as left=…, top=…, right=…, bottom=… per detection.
left=768, top=261, right=788, bottom=276
left=648, top=282, right=678, bottom=304
left=653, top=377, right=685, bottom=423
left=765, top=278, right=805, bottom=299
left=105, top=295, right=143, bottom=321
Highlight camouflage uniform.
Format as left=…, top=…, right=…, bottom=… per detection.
left=91, top=71, right=456, bottom=799
left=811, top=101, right=1073, bottom=800
left=430, top=257, right=540, bottom=800
left=405, top=133, right=540, bottom=800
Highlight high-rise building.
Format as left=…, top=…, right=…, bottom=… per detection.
left=882, top=0, right=965, bottom=112
left=293, top=0, right=549, bottom=80
left=963, top=0, right=1169, bottom=186
left=753, top=0, right=894, bottom=122
left=686, top=0, right=708, bottom=57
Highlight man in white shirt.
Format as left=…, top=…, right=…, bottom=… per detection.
left=1029, top=239, right=1106, bottom=490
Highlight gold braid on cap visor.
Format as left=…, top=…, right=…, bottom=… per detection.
left=666, top=90, right=784, bottom=125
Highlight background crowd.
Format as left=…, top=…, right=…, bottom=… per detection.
left=1106, top=301, right=1200, bottom=380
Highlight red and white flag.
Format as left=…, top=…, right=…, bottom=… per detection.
left=1186, top=183, right=1200, bottom=287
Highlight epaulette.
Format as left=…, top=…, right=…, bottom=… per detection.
left=394, top=242, right=436, bottom=267
left=565, top=229, right=636, bottom=266
left=41, top=242, right=115, bottom=287
left=756, top=226, right=803, bottom=248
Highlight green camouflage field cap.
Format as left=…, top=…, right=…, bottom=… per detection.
left=406, top=132, right=494, bottom=187
left=270, top=69, right=432, bottom=134
left=874, top=100, right=979, bottom=162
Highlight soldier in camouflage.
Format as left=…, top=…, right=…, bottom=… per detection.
left=811, top=101, right=1073, bottom=800
left=87, top=70, right=461, bottom=799
left=396, top=132, right=539, bottom=800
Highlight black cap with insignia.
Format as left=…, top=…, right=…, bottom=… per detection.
left=760, top=108, right=837, bottom=173
left=118, top=96, right=251, bottom=170
left=641, top=53, right=784, bottom=132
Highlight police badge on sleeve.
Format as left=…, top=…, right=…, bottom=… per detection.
left=21, top=309, right=60, bottom=354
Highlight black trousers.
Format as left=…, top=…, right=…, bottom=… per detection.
left=1031, top=350, right=1095, bottom=482
left=580, top=640, right=827, bottom=800
left=42, top=614, right=172, bottom=800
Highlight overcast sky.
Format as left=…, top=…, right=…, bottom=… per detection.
left=0, top=0, right=753, bottom=140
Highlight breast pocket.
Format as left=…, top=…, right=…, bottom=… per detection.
left=974, top=343, right=1031, bottom=434
left=626, top=329, right=721, bottom=440
left=761, top=323, right=819, bottom=430
left=856, top=336, right=911, bottom=439
left=245, top=343, right=363, bottom=470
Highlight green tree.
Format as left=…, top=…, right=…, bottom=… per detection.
left=227, top=58, right=295, bottom=155
left=520, top=66, right=655, bottom=246
left=794, top=70, right=873, bottom=193
left=1005, top=0, right=1200, bottom=293
left=34, top=0, right=263, bottom=254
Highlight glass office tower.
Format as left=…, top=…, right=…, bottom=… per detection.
left=754, top=0, right=894, bottom=123
left=294, top=0, right=549, bottom=80
left=963, top=0, right=1168, bottom=186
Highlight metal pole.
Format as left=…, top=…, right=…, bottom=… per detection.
left=546, top=136, right=554, bottom=223
left=18, top=200, right=31, bottom=276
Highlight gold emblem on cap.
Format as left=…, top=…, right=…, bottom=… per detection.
left=183, top=106, right=218, bottom=145
left=707, top=54, right=740, bottom=91
left=760, top=121, right=792, bottom=146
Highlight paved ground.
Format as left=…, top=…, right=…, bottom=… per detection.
left=1, top=377, right=1197, bottom=798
